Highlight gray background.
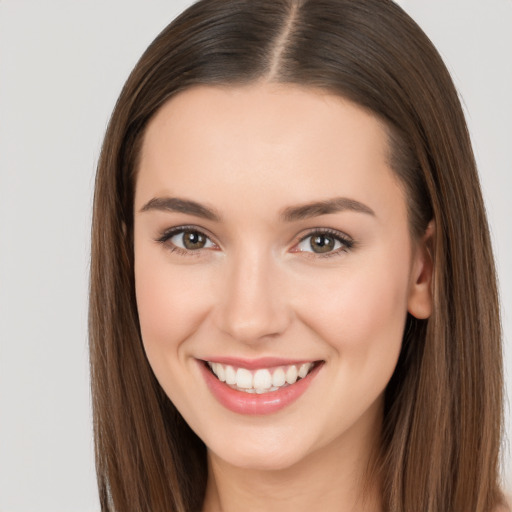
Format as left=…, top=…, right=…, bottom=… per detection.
left=0, top=1, right=510, bottom=510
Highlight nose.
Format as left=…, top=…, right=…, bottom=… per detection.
left=213, top=249, right=292, bottom=344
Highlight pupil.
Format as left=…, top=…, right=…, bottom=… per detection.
left=311, top=235, right=334, bottom=253
left=183, top=231, right=206, bottom=249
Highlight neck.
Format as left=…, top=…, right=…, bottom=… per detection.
left=202, top=409, right=383, bottom=512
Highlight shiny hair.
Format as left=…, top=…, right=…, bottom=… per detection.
left=89, top=0, right=504, bottom=510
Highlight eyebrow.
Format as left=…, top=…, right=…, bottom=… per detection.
left=280, top=197, right=375, bottom=221
left=139, top=196, right=375, bottom=222
left=139, top=197, right=221, bottom=221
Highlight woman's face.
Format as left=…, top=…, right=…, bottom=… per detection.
left=133, top=84, right=432, bottom=471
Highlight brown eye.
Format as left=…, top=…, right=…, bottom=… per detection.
left=182, top=230, right=207, bottom=250
left=310, top=234, right=336, bottom=253
left=164, top=228, right=216, bottom=252
left=295, top=230, right=353, bottom=256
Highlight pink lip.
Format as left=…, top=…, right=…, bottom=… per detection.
left=198, top=359, right=323, bottom=415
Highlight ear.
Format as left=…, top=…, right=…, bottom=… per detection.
left=407, top=220, right=435, bottom=319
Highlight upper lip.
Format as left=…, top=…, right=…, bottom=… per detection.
left=200, top=356, right=321, bottom=370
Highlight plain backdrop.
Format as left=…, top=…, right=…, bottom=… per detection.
left=0, top=1, right=510, bottom=510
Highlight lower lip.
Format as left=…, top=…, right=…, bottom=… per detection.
left=198, top=361, right=323, bottom=415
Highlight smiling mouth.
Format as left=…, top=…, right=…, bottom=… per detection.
left=204, top=360, right=322, bottom=394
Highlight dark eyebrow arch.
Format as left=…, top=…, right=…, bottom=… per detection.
left=140, top=196, right=374, bottom=223
left=139, top=197, right=221, bottom=221
left=280, top=197, right=375, bottom=222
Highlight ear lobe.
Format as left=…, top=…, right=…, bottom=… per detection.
left=407, top=220, right=435, bottom=319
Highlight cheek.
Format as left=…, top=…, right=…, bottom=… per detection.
left=295, top=251, right=411, bottom=430
left=134, top=246, right=213, bottom=360
left=297, top=249, right=411, bottom=364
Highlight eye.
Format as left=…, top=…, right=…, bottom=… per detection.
left=171, top=229, right=214, bottom=250
left=157, top=227, right=217, bottom=253
left=294, top=230, right=353, bottom=256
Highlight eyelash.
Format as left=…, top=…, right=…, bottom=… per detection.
left=155, top=225, right=217, bottom=257
left=294, top=228, right=354, bottom=258
left=155, top=226, right=354, bottom=259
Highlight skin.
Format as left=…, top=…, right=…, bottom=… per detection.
left=133, top=83, right=434, bottom=512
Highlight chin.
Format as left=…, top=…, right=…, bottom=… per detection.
left=205, top=426, right=319, bottom=472
left=212, top=447, right=309, bottom=472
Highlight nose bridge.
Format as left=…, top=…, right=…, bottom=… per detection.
left=215, top=244, right=290, bottom=343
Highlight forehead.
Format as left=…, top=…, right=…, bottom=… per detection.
left=136, top=83, right=403, bottom=223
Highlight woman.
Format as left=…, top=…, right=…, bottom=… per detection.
left=89, top=0, right=507, bottom=510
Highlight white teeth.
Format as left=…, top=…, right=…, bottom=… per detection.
left=298, top=363, right=312, bottom=379
left=225, top=365, right=237, bottom=385
left=253, top=369, right=272, bottom=391
left=272, top=367, right=286, bottom=387
left=207, top=361, right=318, bottom=393
left=236, top=368, right=253, bottom=389
left=216, top=363, right=226, bottom=382
left=285, top=365, right=298, bottom=384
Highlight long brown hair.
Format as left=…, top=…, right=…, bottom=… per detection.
left=89, top=0, right=505, bottom=510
